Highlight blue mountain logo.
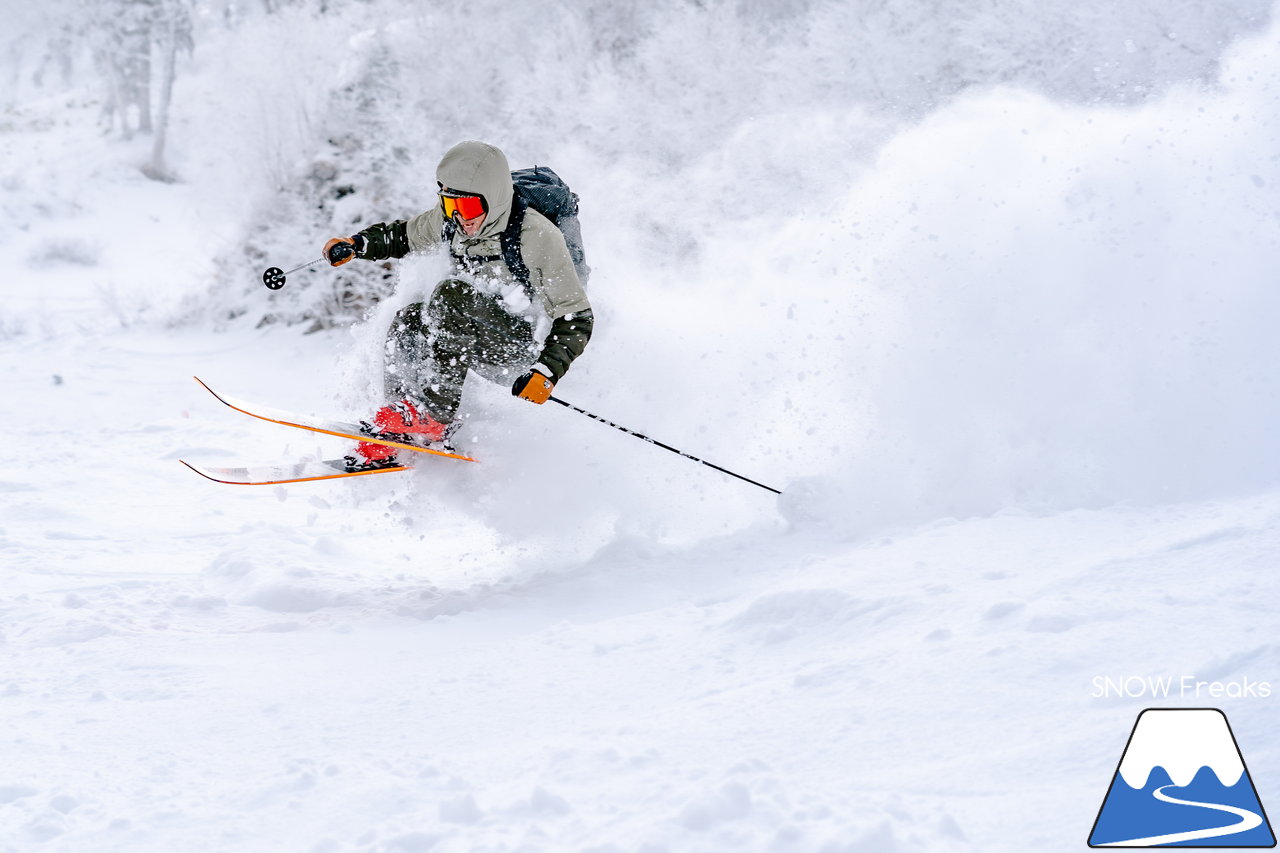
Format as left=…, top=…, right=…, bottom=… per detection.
left=1090, top=708, right=1275, bottom=847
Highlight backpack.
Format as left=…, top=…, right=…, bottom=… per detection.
left=445, top=166, right=590, bottom=289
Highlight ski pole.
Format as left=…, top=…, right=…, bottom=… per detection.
left=261, top=257, right=326, bottom=290
left=548, top=396, right=782, bottom=495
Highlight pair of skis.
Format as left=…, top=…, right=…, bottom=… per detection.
left=181, top=377, right=475, bottom=486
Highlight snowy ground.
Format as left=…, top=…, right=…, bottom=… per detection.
left=2, top=323, right=1279, bottom=852
left=5, top=5, right=1280, bottom=851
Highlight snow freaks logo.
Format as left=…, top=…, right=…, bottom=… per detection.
left=1088, top=709, right=1276, bottom=848
left=1092, top=675, right=1273, bottom=700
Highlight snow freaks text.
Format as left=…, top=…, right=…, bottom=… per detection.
left=1091, top=676, right=1273, bottom=700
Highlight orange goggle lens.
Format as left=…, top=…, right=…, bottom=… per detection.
left=440, top=191, right=487, bottom=221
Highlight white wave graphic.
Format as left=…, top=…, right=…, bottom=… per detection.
left=1100, top=784, right=1263, bottom=847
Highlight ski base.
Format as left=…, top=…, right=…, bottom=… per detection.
left=180, top=457, right=411, bottom=486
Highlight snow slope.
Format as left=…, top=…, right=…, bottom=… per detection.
left=3, top=326, right=1279, bottom=851
left=3, top=2, right=1280, bottom=851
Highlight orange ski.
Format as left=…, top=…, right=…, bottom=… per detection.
left=190, top=376, right=477, bottom=463
left=181, top=458, right=411, bottom=486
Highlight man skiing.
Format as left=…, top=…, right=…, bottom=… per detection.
left=323, top=140, right=593, bottom=468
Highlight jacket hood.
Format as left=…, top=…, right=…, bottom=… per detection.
left=436, top=141, right=512, bottom=241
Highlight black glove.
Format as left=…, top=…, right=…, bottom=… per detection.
left=324, top=235, right=367, bottom=266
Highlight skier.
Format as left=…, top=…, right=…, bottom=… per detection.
left=323, top=141, right=593, bottom=467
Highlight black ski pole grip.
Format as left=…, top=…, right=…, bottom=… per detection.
left=327, top=242, right=354, bottom=264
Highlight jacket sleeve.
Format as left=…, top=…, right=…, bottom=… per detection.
left=538, top=310, right=594, bottom=381
left=523, top=215, right=594, bottom=381
left=355, top=220, right=410, bottom=260
left=356, top=208, right=446, bottom=260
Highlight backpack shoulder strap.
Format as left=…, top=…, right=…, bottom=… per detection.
left=500, top=191, right=530, bottom=286
left=439, top=192, right=531, bottom=286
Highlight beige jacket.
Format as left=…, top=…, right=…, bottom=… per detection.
left=403, top=141, right=591, bottom=320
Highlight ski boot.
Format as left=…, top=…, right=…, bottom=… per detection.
left=344, top=399, right=453, bottom=471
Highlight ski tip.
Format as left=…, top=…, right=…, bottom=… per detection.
left=192, top=376, right=232, bottom=407
left=178, top=459, right=215, bottom=482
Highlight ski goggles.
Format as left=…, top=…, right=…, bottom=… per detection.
left=439, top=189, right=488, bottom=222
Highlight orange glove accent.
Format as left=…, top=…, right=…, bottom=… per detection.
left=324, top=237, right=357, bottom=266
left=512, top=369, right=554, bottom=404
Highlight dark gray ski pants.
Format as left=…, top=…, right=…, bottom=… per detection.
left=384, top=279, right=538, bottom=424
